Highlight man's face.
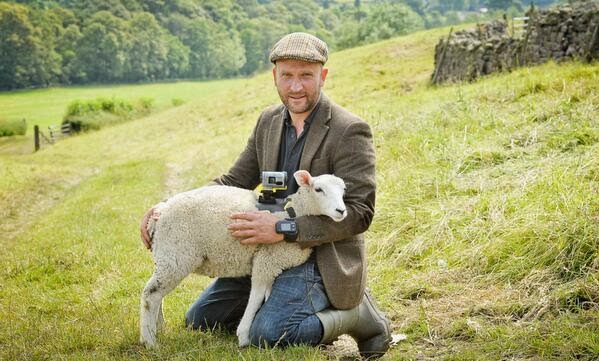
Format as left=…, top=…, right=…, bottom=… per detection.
left=273, top=59, right=328, bottom=116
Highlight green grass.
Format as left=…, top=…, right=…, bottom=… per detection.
left=0, top=79, right=237, bottom=135
left=0, top=26, right=597, bottom=360
left=0, top=118, right=27, bottom=137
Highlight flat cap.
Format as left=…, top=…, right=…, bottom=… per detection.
left=269, top=32, right=329, bottom=64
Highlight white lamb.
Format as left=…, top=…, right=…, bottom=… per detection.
left=140, top=170, right=347, bottom=348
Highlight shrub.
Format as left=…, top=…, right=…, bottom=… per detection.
left=65, top=99, right=102, bottom=117
left=171, top=98, right=184, bottom=106
left=0, top=118, right=27, bottom=137
left=63, top=97, right=154, bottom=133
left=66, top=114, right=121, bottom=133
left=135, top=97, right=154, bottom=114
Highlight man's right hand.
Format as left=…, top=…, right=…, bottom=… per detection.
left=140, top=207, right=161, bottom=250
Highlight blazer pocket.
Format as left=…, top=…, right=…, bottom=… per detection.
left=309, top=157, right=331, bottom=176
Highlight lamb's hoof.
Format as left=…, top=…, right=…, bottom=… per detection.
left=238, top=336, right=250, bottom=348
left=237, top=327, right=251, bottom=347
left=140, top=339, right=156, bottom=349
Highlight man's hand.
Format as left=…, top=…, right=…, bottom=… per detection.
left=140, top=207, right=161, bottom=250
left=228, top=211, right=284, bottom=245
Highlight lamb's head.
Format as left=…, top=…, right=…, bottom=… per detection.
left=294, top=170, right=347, bottom=222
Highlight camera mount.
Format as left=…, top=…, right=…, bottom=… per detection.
left=258, top=171, right=287, bottom=205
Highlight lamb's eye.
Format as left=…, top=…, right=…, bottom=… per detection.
left=315, top=188, right=323, bottom=193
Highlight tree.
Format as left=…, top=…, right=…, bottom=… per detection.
left=0, top=3, right=54, bottom=89
left=334, top=18, right=361, bottom=49
left=404, top=0, right=426, bottom=15
left=166, top=14, right=244, bottom=79
left=73, top=11, right=128, bottom=82
left=283, top=0, right=322, bottom=30
left=31, top=7, right=74, bottom=85
left=126, top=12, right=170, bottom=81
left=2, top=0, right=497, bottom=89
left=361, top=3, right=424, bottom=41
left=239, top=24, right=263, bottom=75
left=73, top=0, right=136, bottom=19
left=56, top=24, right=82, bottom=83
left=486, top=0, right=517, bottom=9
left=164, top=34, right=189, bottom=78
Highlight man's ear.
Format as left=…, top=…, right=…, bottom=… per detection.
left=321, top=67, right=328, bottom=84
left=272, top=66, right=277, bottom=85
left=294, top=170, right=313, bottom=187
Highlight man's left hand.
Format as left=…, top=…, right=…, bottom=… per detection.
left=228, top=211, right=284, bottom=245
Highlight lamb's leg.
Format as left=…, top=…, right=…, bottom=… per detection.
left=236, top=244, right=312, bottom=347
left=236, top=252, right=281, bottom=347
left=262, top=244, right=311, bottom=304
left=140, top=274, right=161, bottom=347
left=237, top=280, right=270, bottom=347
left=157, top=302, right=165, bottom=331
left=139, top=267, right=189, bottom=348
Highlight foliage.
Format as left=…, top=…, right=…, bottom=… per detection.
left=334, top=2, right=424, bottom=49
left=136, top=97, right=155, bottom=114
left=62, top=96, right=153, bottom=132
left=0, top=0, right=563, bottom=90
left=171, top=98, right=185, bottom=106
left=0, top=118, right=27, bottom=137
left=0, top=3, right=58, bottom=90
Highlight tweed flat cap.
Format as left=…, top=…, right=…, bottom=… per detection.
left=269, top=32, right=329, bottom=64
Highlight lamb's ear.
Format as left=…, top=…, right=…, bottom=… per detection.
left=294, top=170, right=313, bottom=187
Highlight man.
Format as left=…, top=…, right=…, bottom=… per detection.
left=140, top=32, right=391, bottom=358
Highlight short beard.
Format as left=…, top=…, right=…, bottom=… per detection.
left=278, top=88, right=320, bottom=115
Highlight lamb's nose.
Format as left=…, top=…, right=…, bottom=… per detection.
left=336, top=208, right=346, bottom=215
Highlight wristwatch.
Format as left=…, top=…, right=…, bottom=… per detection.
left=275, top=218, right=298, bottom=242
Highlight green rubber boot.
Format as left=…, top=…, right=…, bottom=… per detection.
left=316, top=290, right=391, bottom=359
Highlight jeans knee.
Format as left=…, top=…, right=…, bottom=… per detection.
left=249, top=316, right=287, bottom=347
left=249, top=316, right=322, bottom=348
left=185, top=307, right=216, bottom=331
left=185, top=308, right=201, bottom=330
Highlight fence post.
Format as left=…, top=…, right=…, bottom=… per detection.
left=432, top=27, right=453, bottom=85
left=34, top=125, right=40, bottom=152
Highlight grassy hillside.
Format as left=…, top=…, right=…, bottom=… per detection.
left=0, top=26, right=597, bottom=360
left=0, top=80, right=240, bottom=130
left=0, top=79, right=240, bottom=155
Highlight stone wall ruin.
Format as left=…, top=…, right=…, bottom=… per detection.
left=431, top=1, right=599, bottom=84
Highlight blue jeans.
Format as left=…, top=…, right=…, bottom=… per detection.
left=185, top=254, right=330, bottom=347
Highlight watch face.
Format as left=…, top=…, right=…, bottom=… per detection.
left=280, top=223, right=292, bottom=231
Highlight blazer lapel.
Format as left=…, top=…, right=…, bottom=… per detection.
left=264, top=107, right=285, bottom=171
left=300, top=94, right=331, bottom=171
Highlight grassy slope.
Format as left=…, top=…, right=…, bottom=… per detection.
left=0, top=26, right=597, bottom=360
left=0, top=79, right=240, bottom=155
left=0, top=80, right=238, bottom=129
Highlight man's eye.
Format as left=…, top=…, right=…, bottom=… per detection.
left=315, top=188, right=323, bottom=193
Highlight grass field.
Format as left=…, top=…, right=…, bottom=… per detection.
left=0, top=79, right=239, bottom=130
left=0, top=25, right=598, bottom=360
left=0, top=79, right=241, bottom=155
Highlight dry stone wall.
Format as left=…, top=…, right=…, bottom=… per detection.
left=432, top=1, right=599, bottom=84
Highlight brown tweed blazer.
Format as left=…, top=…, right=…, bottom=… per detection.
left=213, top=94, right=376, bottom=310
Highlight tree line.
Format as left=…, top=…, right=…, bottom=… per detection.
left=0, top=0, right=562, bottom=90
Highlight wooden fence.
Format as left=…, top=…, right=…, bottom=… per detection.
left=34, top=123, right=71, bottom=151
left=512, top=16, right=530, bottom=39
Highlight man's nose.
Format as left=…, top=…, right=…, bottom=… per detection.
left=290, top=79, right=302, bottom=92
